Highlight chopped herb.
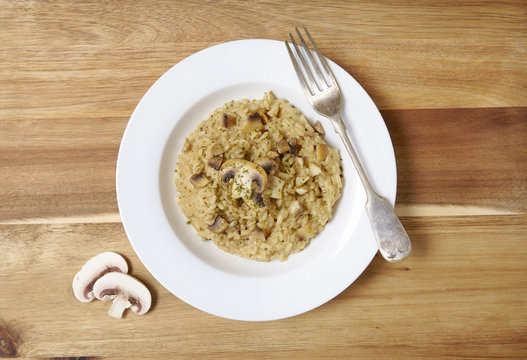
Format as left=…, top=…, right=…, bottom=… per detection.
left=186, top=220, right=191, bottom=224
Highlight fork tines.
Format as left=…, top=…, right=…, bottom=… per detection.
left=285, top=25, right=337, bottom=96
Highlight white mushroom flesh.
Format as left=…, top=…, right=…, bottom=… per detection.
left=72, top=252, right=128, bottom=303
left=93, top=272, right=151, bottom=319
left=309, top=163, right=322, bottom=176
left=264, top=174, right=285, bottom=199
left=221, top=159, right=267, bottom=200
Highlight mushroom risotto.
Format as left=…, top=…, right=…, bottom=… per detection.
left=174, top=91, right=342, bottom=261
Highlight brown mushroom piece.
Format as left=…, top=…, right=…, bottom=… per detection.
left=93, top=272, right=151, bottom=319
left=313, top=121, right=325, bottom=136
left=222, top=113, right=236, bottom=128
left=255, top=157, right=278, bottom=175
left=276, top=139, right=291, bottom=154
left=309, top=163, right=322, bottom=176
left=295, top=224, right=313, bottom=242
left=208, top=215, right=229, bottom=233
left=190, top=173, right=210, bottom=188
left=241, top=113, right=264, bottom=132
left=252, top=192, right=267, bottom=208
left=264, top=174, right=285, bottom=199
left=252, top=227, right=266, bottom=242
left=206, top=143, right=223, bottom=158
left=220, top=159, right=268, bottom=200
left=288, top=200, right=304, bottom=217
left=316, top=143, right=329, bottom=161
left=72, top=252, right=128, bottom=303
left=208, top=155, right=224, bottom=170
left=288, top=138, right=299, bottom=155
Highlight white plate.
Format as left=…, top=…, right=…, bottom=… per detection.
left=116, top=39, right=396, bottom=321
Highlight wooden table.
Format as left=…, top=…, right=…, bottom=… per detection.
left=1, top=1, right=526, bottom=358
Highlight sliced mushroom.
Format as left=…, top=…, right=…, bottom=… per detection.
left=264, top=174, right=285, bottom=199
left=288, top=200, right=304, bottom=217
left=208, top=155, right=224, bottom=170
left=206, top=143, right=223, bottom=159
left=313, top=121, right=325, bottom=136
left=252, top=227, right=266, bottom=242
left=288, top=138, right=299, bottom=155
left=93, top=272, right=151, bottom=319
left=255, top=157, right=278, bottom=175
left=72, top=252, right=128, bottom=303
left=232, top=197, right=243, bottom=208
left=220, top=159, right=268, bottom=200
left=309, top=163, right=322, bottom=176
left=190, top=173, right=210, bottom=188
left=316, top=143, right=329, bottom=161
left=241, top=113, right=264, bottom=132
left=252, top=192, right=267, bottom=208
left=276, top=139, right=290, bottom=154
left=182, top=138, right=192, bottom=152
left=295, top=175, right=310, bottom=187
left=222, top=113, right=236, bottom=128
left=295, top=224, right=313, bottom=242
left=207, top=215, right=229, bottom=233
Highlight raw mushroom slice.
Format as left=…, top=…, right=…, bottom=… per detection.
left=93, top=272, right=152, bottom=319
left=72, top=252, right=128, bottom=303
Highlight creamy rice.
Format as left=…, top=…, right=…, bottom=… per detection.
left=174, top=91, right=342, bottom=261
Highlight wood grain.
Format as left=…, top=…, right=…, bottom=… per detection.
left=1, top=107, right=525, bottom=222
left=1, top=0, right=526, bottom=359
left=1, top=0, right=526, bottom=118
left=0, top=216, right=525, bottom=359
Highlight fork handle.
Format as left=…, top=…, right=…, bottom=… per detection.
left=332, top=115, right=412, bottom=262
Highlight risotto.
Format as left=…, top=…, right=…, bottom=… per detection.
left=174, top=91, right=342, bottom=261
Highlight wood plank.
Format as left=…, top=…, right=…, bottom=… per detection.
left=384, top=107, right=527, bottom=213
left=0, top=216, right=525, bottom=358
left=1, top=108, right=525, bottom=222
left=1, top=1, right=526, bottom=116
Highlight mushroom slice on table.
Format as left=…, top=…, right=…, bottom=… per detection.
left=93, top=272, right=152, bottom=319
left=72, top=252, right=128, bottom=303
left=220, top=159, right=268, bottom=200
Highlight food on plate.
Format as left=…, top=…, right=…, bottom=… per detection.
left=72, top=251, right=129, bottom=302
left=174, top=91, right=342, bottom=261
left=93, top=272, right=152, bottom=319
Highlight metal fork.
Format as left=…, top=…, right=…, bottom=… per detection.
left=285, top=26, right=411, bottom=262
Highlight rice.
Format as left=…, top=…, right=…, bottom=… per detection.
left=174, top=91, right=342, bottom=261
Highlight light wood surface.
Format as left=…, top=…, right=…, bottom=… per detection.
left=1, top=1, right=526, bottom=358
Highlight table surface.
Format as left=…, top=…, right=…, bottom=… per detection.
left=1, top=1, right=526, bottom=358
